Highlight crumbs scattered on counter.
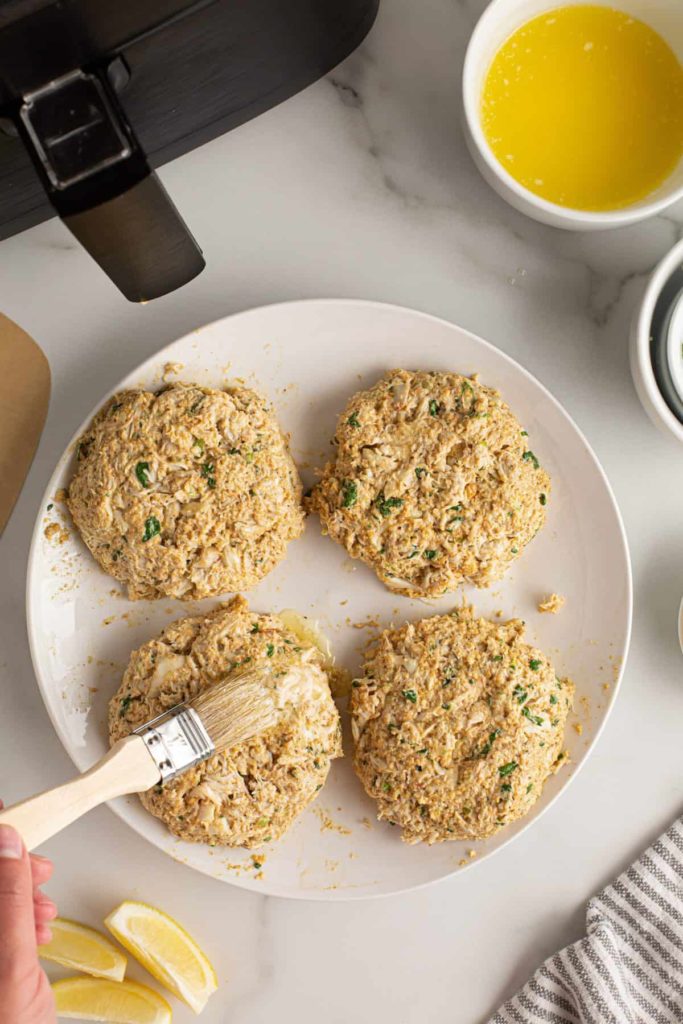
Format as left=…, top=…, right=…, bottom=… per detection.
left=312, top=806, right=351, bottom=836
left=538, top=593, right=565, bottom=614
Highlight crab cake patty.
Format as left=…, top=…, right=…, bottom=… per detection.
left=351, top=608, right=573, bottom=844
left=68, top=383, right=304, bottom=600
left=109, top=597, right=342, bottom=848
left=309, top=369, right=549, bottom=596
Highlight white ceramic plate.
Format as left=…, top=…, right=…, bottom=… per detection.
left=27, top=300, right=632, bottom=900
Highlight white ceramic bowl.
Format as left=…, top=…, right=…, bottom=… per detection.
left=462, top=0, right=683, bottom=230
left=630, top=236, right=683, bottom=444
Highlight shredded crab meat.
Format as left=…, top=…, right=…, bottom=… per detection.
left=68, top=383, right=304, bottom=600
left=309, top=369, right=550, bottom=597
left=351, top=607, right=574, bottom=845
left=109, top=596, right=343, bottom=849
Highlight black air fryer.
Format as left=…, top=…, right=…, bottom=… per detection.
left=0, top=0, right=379, bottom=301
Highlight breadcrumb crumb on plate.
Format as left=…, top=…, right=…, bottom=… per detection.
left=538, top=592, right=565, bottom=614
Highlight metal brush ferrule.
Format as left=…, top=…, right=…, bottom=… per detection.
left=133, top=704, right=215, bottom=785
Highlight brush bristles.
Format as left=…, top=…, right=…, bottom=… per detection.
left=189, top=668, right=278, bottom=752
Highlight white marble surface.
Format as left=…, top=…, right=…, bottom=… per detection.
left=1, top=1, right=683, bottom=1021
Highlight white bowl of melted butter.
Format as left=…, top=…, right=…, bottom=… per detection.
left=463, top=0, right=683, bottom=230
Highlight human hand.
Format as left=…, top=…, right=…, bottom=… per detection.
left=0, top=811, right=57, bottom=1024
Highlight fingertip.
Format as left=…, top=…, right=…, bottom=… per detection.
left=0, top=825, right=24, bottom=860
left=36, top=924, right=52, bottom=947
left=30, top=854, right=52, bottom=866
left=34, top=898, right=58, bottom=922
left=0, top=830, right=40, bottom=962
left=30, top=855, right=54, bottom=885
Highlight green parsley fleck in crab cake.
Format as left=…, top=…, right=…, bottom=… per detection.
left=109, top=596, right=343, bottom=848
left=309, top=369, right=549, bottom=597
left=351, top=607, right=573, bottom=844
left=67, top=382, right=304, bottom=600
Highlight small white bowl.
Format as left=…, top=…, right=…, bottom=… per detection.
left=630, top=236, right=683, bottom=444
left=462, top=0, right=683, bottom=231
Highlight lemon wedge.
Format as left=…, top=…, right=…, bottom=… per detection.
left=52, top=977, right=171, bottom=1023
left=39, top=918, right=127, bottom=981
left=105, top=901, right=217, bottom=1014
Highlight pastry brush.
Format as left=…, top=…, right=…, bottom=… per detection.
left=0, top=668, right=277, bottom=851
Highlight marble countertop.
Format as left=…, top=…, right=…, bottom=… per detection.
left=1, top=2, right=683, bottom=1021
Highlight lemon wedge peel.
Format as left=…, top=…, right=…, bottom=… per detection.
left=51, top=976, right=172, bottom=1024
left=105, top=900, right=217, bottom=1014
left=38, top=918, right=127, bottom=981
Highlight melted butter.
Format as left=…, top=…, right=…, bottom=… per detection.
left=481, top=5, right=683, bottom=211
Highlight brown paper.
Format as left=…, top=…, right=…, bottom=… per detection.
left=0, top=314, right=50, bottom=535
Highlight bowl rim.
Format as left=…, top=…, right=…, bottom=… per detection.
left=633, top=237, right=683, bottom=444
left=462, top=0, right=683, bottom=228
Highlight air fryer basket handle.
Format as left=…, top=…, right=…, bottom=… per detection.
left=15, top=65, right=204, bottom=301
left=62, top=171, right=206, bottom=303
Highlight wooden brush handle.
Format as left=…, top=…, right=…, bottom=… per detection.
left=0, top=735, right=160, bottom=852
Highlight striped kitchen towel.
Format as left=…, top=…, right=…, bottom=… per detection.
left=491, top=817, right=683, bottom=1023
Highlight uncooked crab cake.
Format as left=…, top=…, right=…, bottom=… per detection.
left=309, top=369, right=549, bottom=596
left=351, top=608, right=573, bottom=844
left=109, top=596, right=343, bottom=848
left=67, top=382, right=304, bottom=600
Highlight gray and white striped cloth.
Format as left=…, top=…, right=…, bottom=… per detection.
left=491, top=817, right=683, bottom=1023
